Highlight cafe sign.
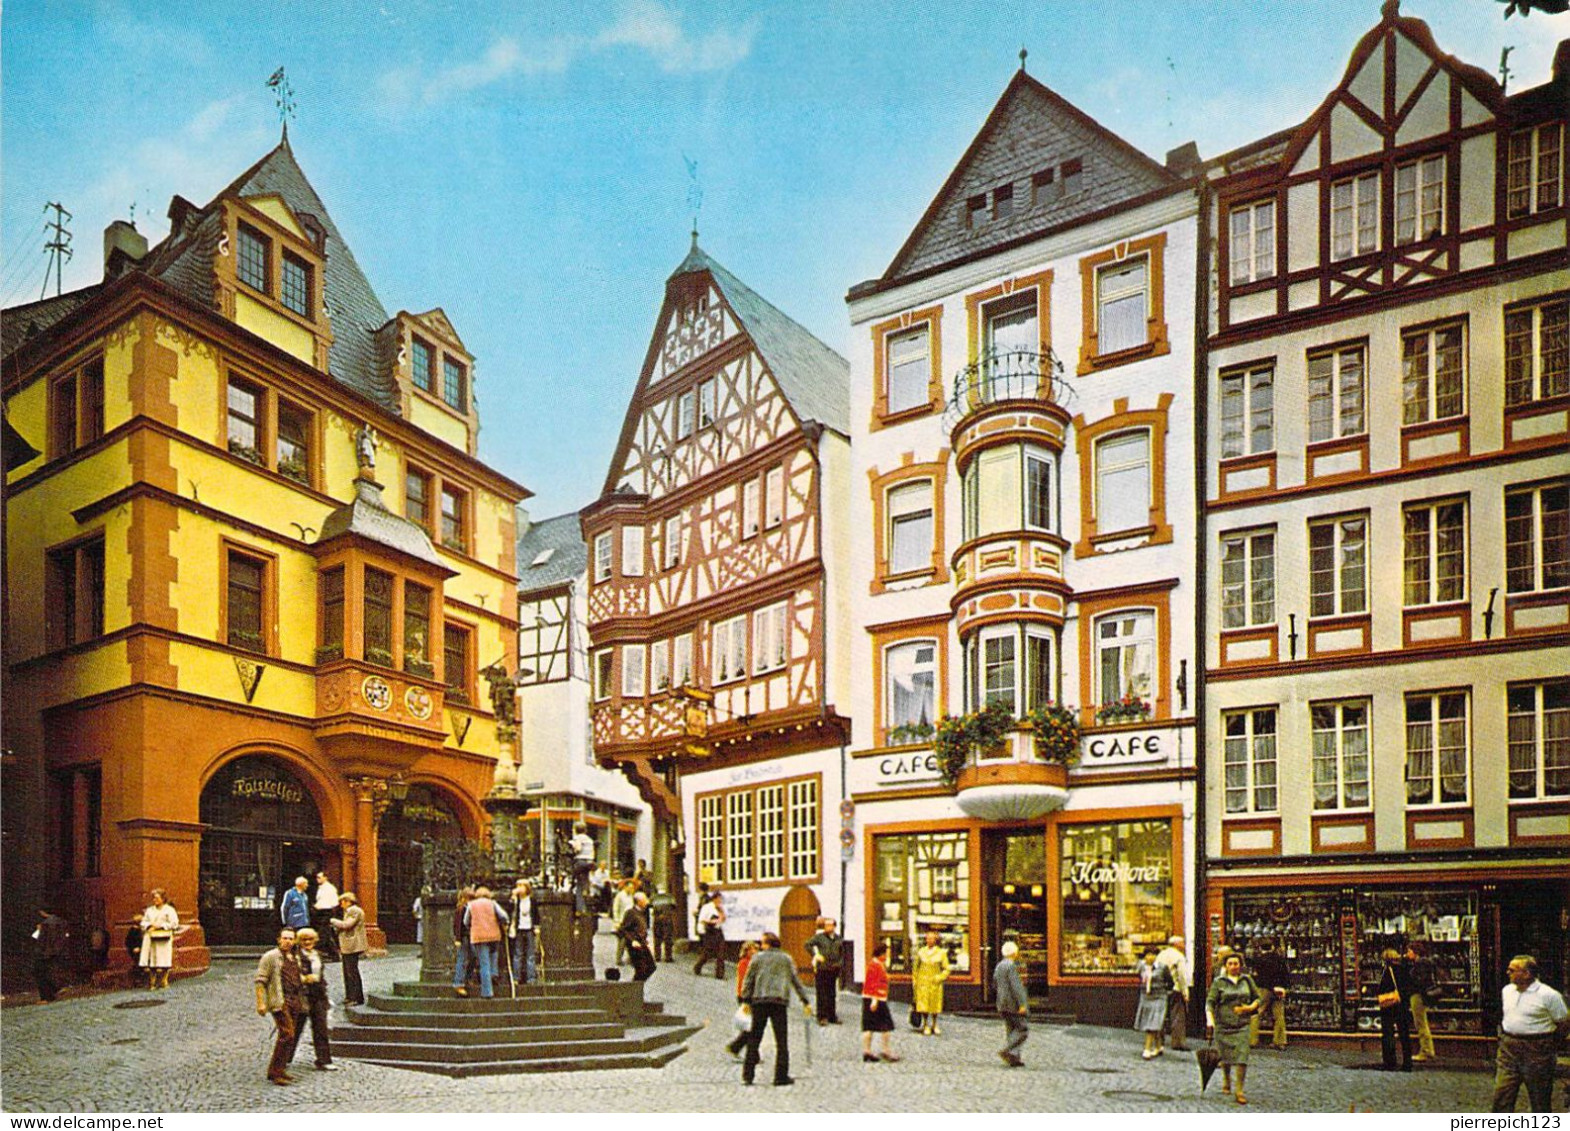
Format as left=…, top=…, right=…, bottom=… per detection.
left=1079, top=728, right=1169, bottom=769
left=848, top=748, right=943, bottom=795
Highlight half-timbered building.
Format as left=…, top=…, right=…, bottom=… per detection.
left=582, top=242, right=851, bottom=953
left=1201, top=6, right=1569, bottom=1042
left=844, top=66, right=1202, bottom=1019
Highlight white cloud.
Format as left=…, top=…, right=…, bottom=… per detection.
left=595, top=0, right=757, bottom=74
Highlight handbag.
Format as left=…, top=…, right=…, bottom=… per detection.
left=1376, top=990, right=1401, bottom=1009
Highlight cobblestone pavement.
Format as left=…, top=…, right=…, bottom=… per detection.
left=0, top=930, right=1511, bottom=1113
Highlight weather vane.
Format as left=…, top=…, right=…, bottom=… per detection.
left=267, top=67, right=296, bottom=131
left=683, top=153, right=703, bottom=244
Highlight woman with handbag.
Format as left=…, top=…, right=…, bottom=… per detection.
left=860, top=941, right=900, bottom=1063
left=1206, top=951, right=1263, bottom=1103
left=1377, top=948, right=1415, bottom=1071
left=1135, top=948, right=1172, bottom=1059
left=726, top=941, right=760, bottom=1059
left=912, top=930, right=950, bottom=1036
left=138, top=889, right=180, bottom=990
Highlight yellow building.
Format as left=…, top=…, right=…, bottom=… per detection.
left=1, top=135, right=527, bottom=976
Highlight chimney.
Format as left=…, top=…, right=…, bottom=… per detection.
left=1165, top=141, right=1202, bottom=177
left=103, top=220, right=148, bottom=280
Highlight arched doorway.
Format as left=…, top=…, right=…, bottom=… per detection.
left=779, top=885, right=822, bottom=973
left=377, top=784, right=464, bottom=943
left=198, top=756, right=327, bottom=946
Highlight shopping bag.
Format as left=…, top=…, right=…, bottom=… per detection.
left=732, top=1004, right=751, bottom=1033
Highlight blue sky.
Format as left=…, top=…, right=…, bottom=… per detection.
left=3, top=1, right=1564, bottom=520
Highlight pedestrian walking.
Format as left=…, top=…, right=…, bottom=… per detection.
left=1205, top=951, right=1263, bottom=1104
left=1156, top=934, right=1191, bottom=1050
left=804, top=917, right=843, bottom=1025
left=912, top=929, right=950, bottom=1036
left=1249, top=938, right=1290, bottom=1050
left=651, top=892, right=675, bottom=962
left=123, top=922, right=145, bottom=990
left=451, top=885, right=477, bottom=996
left=330, top=891, right=367, bottom=1006
left=1135, top=947, right=1171, bottom=1059
left=1377, top=947, right=1415, bottom=1071
left=740, top=931, right=812, bottom=1087
left=569, top=823, right=596, bottom=913
left=311, top=871, right=340, bottom=961
left=293, top=929, right=338, bottom=1072
left=508, top=879, right=537, bottom=985
left=31, top=909, right=70, bottom=1003
left=254, top=928, right=309, bottom=1086
left=138, top=889, right=180, bottom=990
left=860, top=941, right=900, bottom=1063
left=1491, top=954, right=1568, bottom=1113
left=280, top=876, right=310, bottom=932
left=463, top=886, right=509, bottom=998
left=617, top=891, right=656, bottom=982
left=611, top=880, right=637, bottom=965
left=726, top=941, right=760, bottom=1060
left=1405, top=941, right=1439, bottom=1062
left=694, top=891, right=727, bottom=979
left=994, top=939, right=1029, bottom=1067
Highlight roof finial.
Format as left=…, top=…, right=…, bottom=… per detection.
left=683, top=153, right=703, bottom=251
left=1019, top=46, right=1028, bottom=72
left=267, top=66, right=296, bottom=142
left=691, top=224, right=699, bottom=251
left=1381, top=0, right=1399, bottom=19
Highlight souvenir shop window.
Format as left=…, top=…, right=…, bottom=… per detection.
left=1058, top=820, right=1173, bottom=975
left=873, top=831, right=971, bottom=976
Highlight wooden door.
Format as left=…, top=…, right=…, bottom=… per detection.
left=779, top=884, right=822, bottom=973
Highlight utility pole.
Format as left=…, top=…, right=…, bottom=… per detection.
left=41, top=202, right=72, bottom=300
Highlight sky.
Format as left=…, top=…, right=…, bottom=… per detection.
left=3, top=1, right=1565, bottom=520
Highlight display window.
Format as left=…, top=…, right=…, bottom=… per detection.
left=1058, top=819, right=1174, bottom=975
left=873, top=830, right=972, bottom=977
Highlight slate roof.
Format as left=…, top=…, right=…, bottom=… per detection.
left=880, top=70, right=1180, bottom=288
left=515, top=511, right=588, bottom=594
left=670, top=244, right=849, bottom=435
left=1, top=285, right=105, bottom=359
left=317, top=475, right=445, bottom=568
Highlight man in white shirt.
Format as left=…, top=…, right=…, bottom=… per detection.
left=1155, top=935, right=1192, bottom=1050
left=311, top=872, right=340, bottom=961
left=1492, top=954, right=1569, bottom=1113
left=693, top=891, right=726, bottom=979
left=568, top=823, right=596, bottom=914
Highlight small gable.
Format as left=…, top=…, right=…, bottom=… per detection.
left=409, top=307, right=468, bottom=355
left=243, top=193, right=307, bottom=240
left=651, top=277, right=738, bottom=384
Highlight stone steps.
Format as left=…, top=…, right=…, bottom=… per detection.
left=333, top=1020, right=626, bottom=1044
left=333, top=1025, right=696, bottom=1066
left=348, top=1043, right=690, bottom=1079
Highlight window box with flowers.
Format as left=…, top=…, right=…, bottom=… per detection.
left=277, top=452, right=310, bottom=486
left=1096, top=696, right=1152, bottom=725
left=934, top=701, right=1015, bottom=787
left=887, top=721, right=935, bottom=748
left=315, top=643, right=344, bottom=665
left=228, top=439, right=264, bottom=467
left=1026, top=702, right=1082, bottom=765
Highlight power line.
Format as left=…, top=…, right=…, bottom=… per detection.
left=1, top=256, right=51, bottom=308
left=41, top=201, right=73, bottom=300
left=0, top=246, right=44, bottom=298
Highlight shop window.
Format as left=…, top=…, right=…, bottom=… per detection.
left=1095, top=611, right=1154, bottom=712
left=403, top=582, right=432, bottom=678
left=672, top=633, right=693, bottom=689
left=411, top=337, right=435, bottom=394
left=46, top=537, right=105, bottom=649
left=1403, top=500, right=1466, bottom=607
left=1504, top=299, right=1568, bottom=407
left=1094, top=431, right=1150, bottom=536
left=756, top=785, right=785, bottom=883
left=621, top=643, right=646, bottom=698
left=440, top=484, right=468, bottom=554
left=764, top=466, right=784, bottom=530
left=1504, top=482, right=1568, bottom=595
left=1507, top=124, right=1563, bottom=218
left=1229, top=199, right=1275, bottom=284
left=726, top=793, right=752, bottom=883
left=884, top=640, right=936, bottom=745
left=225, top=549, right=268, bottom=654
left=227, top=378, right=264, bottom=465
left=280, top=250, right=311, bottom=316
left=873, top=831, right=971, bottom=976
left=1394, top=154, right=1445, bottom=245
left=237, top=223, right=269, bottom=292
left=1220, top=530, right=1275, bottom=629
left=1507, top=680, right=1569, bottom=800
left=697, top=795, right=725, bottom=882
left=787, top=779, right=819, bottom=881
left=1220, top=364, right=1274, bottom=459
left=406, top=467, right=432, bottom=529
left=363, top=567, right=395, bottom=668
left=1405, top=691, right=1470, bottom=807
left=1402, top=322, right=1465, bottom=425
left=1309, top=515, right=1368, bottom=616
left=712, top=614, right=747, bottom=685
left=1330, top=170, right=1379, bottom=260
left=1311, top=699, right=1372, bottom=811
left=888, top=482, right=933, bottom=575
left=592, top=649, right=613, bottom=702
left=1058, top=820, right=1174, bottom=975
left=318, top=566, right=345, bottom=663
left=663, top=513, right=684, bottom=570
left=442, top=356, right=467, bottom=412
left=621, top=525, right=644, bottom=577
left=1307, top=344, right=1366, bottom=443
left=1223, top=708, right=1278, bottom=814
left=752, top=602, right=787, bottom=674
left=593, top=531, right=613, bottom=584
left=275, top=400, right=312, bottom=486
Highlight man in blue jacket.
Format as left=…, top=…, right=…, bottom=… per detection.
left=995, top=940, right=1029, bottom=1067
left=280, top=877, right=311, bottom=931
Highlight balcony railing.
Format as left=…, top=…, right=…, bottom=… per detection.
left=942, top=347, right=1072, bottom=433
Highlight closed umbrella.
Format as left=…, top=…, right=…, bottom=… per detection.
left=1197, top=1044, right=1221, bottom=1092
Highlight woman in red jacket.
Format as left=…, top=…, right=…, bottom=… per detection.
left=860, top=941, right=900, bottom=1063
left=725, top=941, right=760, bottom=1059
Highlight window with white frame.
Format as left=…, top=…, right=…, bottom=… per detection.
left=697, top=795, right=725, bottom=881
left=1223, top=708, right=1278, bottom=814
left=1504, top=299, right=1568, bottom=406
left=887, top=481, right=934, bottom=575
left=976, top=626, right=1017, bottom=716
left=1505, top=481, right=1569, bottom=594
left=1401, top=322, right=1465, bottom=425
left=1405, top=691, right=1469, bottom=807
left=1229, top=199, right=1275, bottom=284
left=675, top=389, right=696, bottom=440
left=1219, top=364, right=1274, bottom=459
left=621, top=643, right=646, bottom=698
left=965, top=624, right=1053, bottom=719
left=963, top=443, right=1058, bottom=539
left=756, top=785, right=785, bottom=883
left=697, top=778, right=821, bottom=885
left=1025, top=448, right=1053, bottom=532
left=621, top=526, right=644, bottom=577
left=1507, top=680, right=1569, bottom=800
left=592, top=650, right=613, bottom=701
left=884, top=640, right=936, bottom=740
left=673, top=633, right=693, bottom=689
left=1309, top=515, right=1368, bottom=617
left=1307, top=344, right=1366, bottom=442
left=742, top=478, right=760, bottom=538
left=1395, top=154, right=1445, bottom=244
left=982, top=294, right=1037, bottom=381
left=886, top=325, right=931, bottom=415
left=663, top=513, right=683, bottom=570
left=698, top=377, right=717, bottom=428
left=753, top=602, right=788, bottom=674
left=593, top=531, right=613, bottom=584
left=726, top=792, right=753, bottom=883
left=1311, top=699, right=1371, bottom=810
left=712, top=614, right=747, bottom=684
left=650, top=639, right=670, bottom=694
left=1097, top=257, right=1149, bottom=355
left=1403, top=500, right=1466, bottom=606
left=1097, top=611, right=1154, bottom=708
left=1220, top=530, right=1276, bottom=628
left=1095, top=431, right=1151, bottom=534
left=1507, top=124, right=1563, bottom=218
left=1331, top=170, right=1379, bottom=260
left=764, top=466, right=784, bottom=530
left=788, top=779, right=820, bottom=879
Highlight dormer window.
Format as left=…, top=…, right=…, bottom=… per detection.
left=993, top=184, right=1014, bottom=221
left=1031, top=168, right=1060, bottom=207
left=281, top=251, right=311, bottom=315
left=1061, top=158, right=1083, bottom=197
left=237, top=224, right=269, bottom=293
left=966, top=194, right=987, bottom=228
left=411, top=338, right=435, bottom=394
left=442, top=356, right=467, bottom=412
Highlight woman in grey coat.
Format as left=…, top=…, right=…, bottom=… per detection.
left=1206, top=951, right=1264, bottom=1104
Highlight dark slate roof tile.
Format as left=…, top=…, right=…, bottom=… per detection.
left=1, top=285, right=104, bottom=359
left=516, top=511, right=589, bottom=593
